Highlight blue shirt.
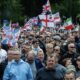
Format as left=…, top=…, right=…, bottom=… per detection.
left=3, top=59, right=33, bottom=80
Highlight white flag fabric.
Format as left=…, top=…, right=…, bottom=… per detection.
left=53, top=12, right=61, bottom=24
left=39, top=12, right=61, bottom=27
left=23, top=17, right=38, bottom=30
left=39, top=14, right=54, bottom=27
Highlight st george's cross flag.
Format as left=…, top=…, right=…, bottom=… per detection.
left=39, top=14, right=54, bottom=27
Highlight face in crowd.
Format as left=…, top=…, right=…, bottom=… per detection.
left=46, top=43, right=53, bottom=56
left=27, top=50, right=35, bottom=63
left=45, top=36, right=51, bottom=43
left=68, top=36, right=75, bottom=43
left=76, top=56, right=80, bottom=69
left=32, top=39, right=39, bottom=48
left=54, top=46, right=61, bottom=55
left=46, top=55, right=57, bottom=69
left=62, top=58, right=72, bottom=67
left=37, top=50, right=44, bottom=62
left=68, top=43, right=76, bottom=53
left=8, top=49, right=21, bottom=61
left=64, top=71, right=75, bottom=80
left=21, top=44, right=30, bottom=53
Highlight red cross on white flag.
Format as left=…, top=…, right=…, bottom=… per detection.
left=39, top=14, right=54, bottom=27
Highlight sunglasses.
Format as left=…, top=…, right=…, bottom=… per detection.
left=65, top=78, right=74, bottom=80
left=54, top=49, right=59, bottom=51
left=77, top=58, right=80, bottom=61
left=69, top=46, right=75, bottom=48
left=35, top=42, right=39, bottom=44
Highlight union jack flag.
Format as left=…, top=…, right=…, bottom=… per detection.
left=23, top=17, right=38, bottom=30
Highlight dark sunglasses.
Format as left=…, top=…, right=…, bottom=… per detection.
left=35, top=42, right=39, bottom=44
left=54, top=49, right=59, bottom=51
left=70, top=46, right=75, bottom=48
left=77, top=58, right=80, bottom=61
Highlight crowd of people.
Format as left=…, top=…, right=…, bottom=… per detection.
left=0, top=27, right=80, bottom=80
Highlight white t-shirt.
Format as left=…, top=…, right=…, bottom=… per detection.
left=0, top=49, right=7, bottom=63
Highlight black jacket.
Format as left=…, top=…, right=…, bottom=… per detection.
left=62, top=52, right=80, bottom=66
left=0, top=59, right=8, bottom=80
left=36, top=67, right=64, bottom=80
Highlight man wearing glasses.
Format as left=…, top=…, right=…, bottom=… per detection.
left=62, top=43, right=80, bottom=65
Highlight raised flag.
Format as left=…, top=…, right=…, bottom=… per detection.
left=12, top=28, right=21, bottom=42
left=53, top=12, right=61, bottom=24
left=24, top=22, right=31, bottom=30
left=39, top=14, right=54, bottom=27
left=31, top=17, right=38, bottom=25
left=40, top=26, right=45, bottom=33
left=23, top=19, right=32, bottom=30
left=2, top=22, right=21, bottom=46
left=42, top=0, right=52, bottom=14
left=65, top=18, right=74, bottom=30
left=3, top=20, right=10, bottom=27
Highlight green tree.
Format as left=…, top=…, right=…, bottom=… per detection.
left=51, top=0, right=80, bottom=23
left=1, top=0, right=80, bottom=24
left=0, top=0, right=24, bottom=23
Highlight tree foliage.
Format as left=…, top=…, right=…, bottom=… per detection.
left=51, top=0, right=80, bottom=23
left=0, top=0, right=80, bottom=24
left=0, top=0, right=23, bottom=23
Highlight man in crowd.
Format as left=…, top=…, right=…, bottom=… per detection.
left=36, top=55, right=66, bottom=80
left=32, top=39, right=42, bottom=56
left=21, top=43, right=31, bottom=61
left=27, top=50, right=37, bottom=79
left=64, top=71, right=76, bottom=80
left=62, top=43, right=80, bottom=65
left=3, top=48, right=33, bottom=80
left=46, top=43, right=54, bottom=56
left=0, top=43, right=7, bottom=80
